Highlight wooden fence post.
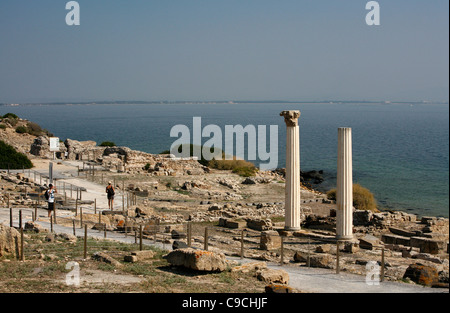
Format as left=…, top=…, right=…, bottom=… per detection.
left=336, top=241, right=341, bottom=274
left=20, top=228, right=24, bottom=261
left=84, top=224, right=87, bottom=259
left=241, top=229, right=244, bottom=259
left=139, top=225, right=143, bottom=251
left=204, top=227, right=209, bottom=251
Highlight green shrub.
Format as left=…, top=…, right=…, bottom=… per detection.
left=0, top=140, right=33, bottom=169
left=232, top=166, right=258, bottom=177
left=326, top=189, right=336, bottom=201
left=25, top=122, right=44, bottom=136
left=2, top=117, right=18, bottom=127
left=353, top=184, right=377, bottom=211
left=0, top=124, right=6, bottom=130
left=100, top=141, right=116, bottom=147
left=15, top=126, right=28, bottom=134
left=327, top=183, right=377, bottom=211
left=2, top=113, right=18, bottom=119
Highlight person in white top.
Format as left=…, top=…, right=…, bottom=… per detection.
left=45, top=184, right=57, bottom=218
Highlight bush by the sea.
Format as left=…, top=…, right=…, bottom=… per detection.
left=327, top=184, right=377, bottom=212
left=0, top=140, right=33, bottom=169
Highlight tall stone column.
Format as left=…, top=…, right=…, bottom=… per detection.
left=336, top=127, right=353, bottom=240
left=280, top=111, right=301, bottom=231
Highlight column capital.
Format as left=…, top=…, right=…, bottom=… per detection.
left=280, top=110, right=301, bottom=127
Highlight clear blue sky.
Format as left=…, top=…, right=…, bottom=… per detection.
left=0, top=0, right=448, bottom=103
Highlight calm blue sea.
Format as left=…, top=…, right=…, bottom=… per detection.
left=2, top=102, right=449, bottom=217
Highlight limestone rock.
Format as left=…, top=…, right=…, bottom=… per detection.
left=389, top=227, right=417, bottom=238
left=260, top=230, right=281, bottom=250
left=0, top=224, right=21, bottom=258
left=403, top=263, right=439, bottom=287
left=359, top=235, right=381, bottom=250
left=309, top=254, right=334, bottom=269
left=231, top=262, right=267, bottom=274
left=24, top=221, right=48, bottom=233
left=293, top=251, right=309, bottom=263
left=242, top=178, right=257, bottom=185
left=265, top=284, right=295, bottom=293
left=247, top=218, right=273, bottom=231
left=30, top=136, right=52, bottom=158
left=343, top=241, right=360, bottom=254
left=171, top=230, right=187, bottom=239
left=316, top=244, right=331, bottom=253
left=57, top=233, right=77, bottom=243
left=164, top=248, right=230, bottom=272
left=173, top=240, right=188, bottom=250
left=124, top=255, right=138, bottom=263
left=410, top=237, right=445, bottom=255
left=353, top=210, right=373, bottom=226
left=256, top=268, right=289, bottom=284
left=65, top=138, right=98, bottom=160
left=92, top=252, right=123, bottom=268
left=382, top=234, right=410, bottom=246
left=131, top=250, right=155, bottom=260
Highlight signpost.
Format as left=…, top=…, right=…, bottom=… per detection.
left=49, top=137, right=59, bottom=183
left=49, top=137, right=60, bottom=160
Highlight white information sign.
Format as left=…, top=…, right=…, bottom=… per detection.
left=49, top=137, right=60, bottom=152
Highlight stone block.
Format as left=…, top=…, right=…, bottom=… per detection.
left=293, top=251, right=309, bottom=263
left=353, top=210, right=373, bottom=226
left=131, top=250, right=156, bottom=260
left=171, top=230, right=187, bottom=239
left=359, top=235, right=381, bottom=250
left=247, top=218, right=272, bottom=231
left=411, top=237, right=445, bottom=255
left=257, top=268, right=289, bottom=284
left=316, top=244, right=331, bottom=254
left=124, top=255, right=138, bottom=263
left=309, top=254, right=334, bottom=269
left=164, top=248, right=230, bottom=272
left=343, top=241, right=360, bottom=254
left=260, top=230, right=281, bottom=250
left=225, top=220, right=246, bottom=229
left=389, top=227, right=417, bottom=238
left=231, top=262, right=267, bottom=274
left=403, top=263, right=439, bottom=287
left=381, top=234, right=410, bottom=246
left=173, top=240, right=188, bottom=250
left=92, top=252, right=123, bottom=268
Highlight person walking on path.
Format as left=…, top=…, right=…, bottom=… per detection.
left=106, top=182, right=115, bottom=210
left=44, top=184, right=57, bottom=218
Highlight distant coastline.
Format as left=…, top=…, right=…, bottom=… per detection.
left=1, top=100, right=448, bottom=106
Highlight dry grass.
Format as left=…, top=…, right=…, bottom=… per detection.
left=0, top=231, right=267, bottom=293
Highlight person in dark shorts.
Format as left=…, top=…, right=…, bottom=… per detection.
left=45, top=184, right=57, bottom=218
left=106, top=182, right=115, bottom=210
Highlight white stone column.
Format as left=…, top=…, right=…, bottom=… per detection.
left=336, top=127, right=353, bottom=240
left=280, top=111, right=301, bottom=231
